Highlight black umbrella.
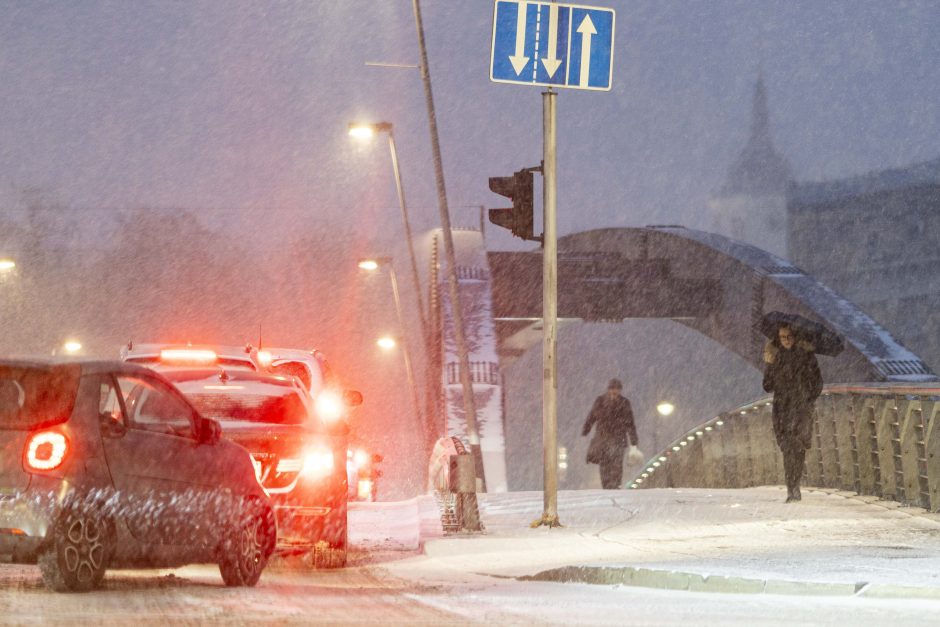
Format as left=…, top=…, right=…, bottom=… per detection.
left=760, top=311, right=845, bottom=356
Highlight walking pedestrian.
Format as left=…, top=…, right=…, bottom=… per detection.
left=762, top=324, right=822, bottom=503
left=582, top=378, right=640, bottom=489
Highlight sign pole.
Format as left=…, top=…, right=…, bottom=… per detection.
left=488, top=0, right=614, bottom=526
left=535, top=86, right=561, bottom=527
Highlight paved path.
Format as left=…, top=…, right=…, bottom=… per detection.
left=398, top=487, right=940, bottom=592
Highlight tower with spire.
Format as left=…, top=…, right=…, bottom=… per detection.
left=708, top=73, right=793, bottom=258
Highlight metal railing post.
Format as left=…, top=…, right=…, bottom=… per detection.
left=833, top=395, right=857, bottom=491
left=925, top=403, right=940, bottom=511
left=817, top=394, right=841, bottom=488
left=899, top=402, right=926, bottom=507
left=876, top=399, right=901, bottom=500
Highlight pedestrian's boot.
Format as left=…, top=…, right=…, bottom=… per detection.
left=785, top=485, right=801, bottom=503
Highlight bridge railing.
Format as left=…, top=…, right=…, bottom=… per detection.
left=629, top=384, right=940, bottom=511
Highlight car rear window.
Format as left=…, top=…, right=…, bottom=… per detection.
left=0, top=364, right=80, bottom=430
left=185, top=391, right=309, bottom=425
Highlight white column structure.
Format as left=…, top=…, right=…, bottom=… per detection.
left=438, top=228, right=508, bottom=493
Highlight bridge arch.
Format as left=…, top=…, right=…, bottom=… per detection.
left=489, top=226, right=935, bottom=384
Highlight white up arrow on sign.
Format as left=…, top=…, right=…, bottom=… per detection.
left=577, top=14, right=597, bottom=88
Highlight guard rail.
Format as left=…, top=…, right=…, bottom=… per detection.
left=630, top=383, right=940, bottom=511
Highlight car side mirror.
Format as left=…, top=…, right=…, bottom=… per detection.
left=197, top=417, right=222, bottom=444
left=100, top=414, right=126, bottom=438
left=343, top=390, right=363, bottom=408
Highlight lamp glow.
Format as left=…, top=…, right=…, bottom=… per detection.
left=348, top=125, right=375, bottom=139
left=63, top=340, right=82, bottom=354
left=358, top=259, right=379, bottom=271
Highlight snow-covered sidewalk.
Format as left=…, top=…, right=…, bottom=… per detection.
left=386, top=487, right=940, bottom=596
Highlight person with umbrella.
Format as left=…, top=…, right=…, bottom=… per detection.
left=762, top=322, right=823, bottom=502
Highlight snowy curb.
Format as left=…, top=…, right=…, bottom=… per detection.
left=521, top=565, right=940, bottom=599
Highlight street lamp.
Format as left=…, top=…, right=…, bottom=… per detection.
left=347, top=121, right=428, bottom=348
left=376, top=336, right=397, bottom=350
left=0, top=259, right=15, bottom=272
left=53, top=339, right=83, bottom=357
left=359, top=257, right=425, bottom=444
left=63, top=340, right=82, bottom=354
left=655, top=401, right=676, bottom=455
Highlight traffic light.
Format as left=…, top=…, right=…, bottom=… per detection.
left=488, top=167, right=540, bottom=242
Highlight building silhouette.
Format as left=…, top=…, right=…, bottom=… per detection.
left=711, top=73, right=940, bottom=371
left=709, top=73, right=794, bottom=258
left=788, top=158, right=940, bottom=370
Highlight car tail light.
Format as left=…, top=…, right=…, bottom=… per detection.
left=24, top=431, right=68, bottom=471
left=314, top=391, right=343, bottom=423
left=160, top=348, right=217, bottom=364
left=257, top=350, right=273, bottom=367
left=353, top=449, right=369, bottom=467
left=302, top=449, right=334, bottom=478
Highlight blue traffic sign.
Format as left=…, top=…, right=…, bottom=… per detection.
left=490, top=1, right=615, bottom=91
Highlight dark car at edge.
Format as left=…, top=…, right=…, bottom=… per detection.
left=0, top=359, right=276, bottom=592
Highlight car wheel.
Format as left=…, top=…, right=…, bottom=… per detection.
left=219, top=502, right=275, bottom=587
left=39, top=510, right=111, bottom=592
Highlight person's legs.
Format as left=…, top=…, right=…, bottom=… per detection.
left=781, top=442, right=807, bottom=502
left=599, top=456, right=624, bottom=489
left=790, top=446, right=806, bottom=500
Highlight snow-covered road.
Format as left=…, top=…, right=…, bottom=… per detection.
left=3, top=488, right=940, bottom=625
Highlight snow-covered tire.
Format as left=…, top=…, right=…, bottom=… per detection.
left=39, top=510, right=111, bottom=592
left=219, top=502, right=275, bottom=587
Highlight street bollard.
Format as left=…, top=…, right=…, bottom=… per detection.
left=449, top=454, right=482, bottom=532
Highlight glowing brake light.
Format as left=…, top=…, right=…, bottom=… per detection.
left=314, top=391, right=343, bottom=423
left=160, top=348, right=217, bottom=364
left=25, top=431, right=68, bottom=471
left=257, top=350, right=272, bottom=368
left=302, top=449, right=334, bottom=478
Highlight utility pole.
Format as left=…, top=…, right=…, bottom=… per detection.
left=412, top=0, right=486, bottom=491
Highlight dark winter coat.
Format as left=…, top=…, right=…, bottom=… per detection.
left=582, top=394, right=638, bottom=464
left=762, top=344, right=822, bottom=450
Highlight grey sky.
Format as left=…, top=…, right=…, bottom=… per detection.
left=3, top=1, right=940, bottom=246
